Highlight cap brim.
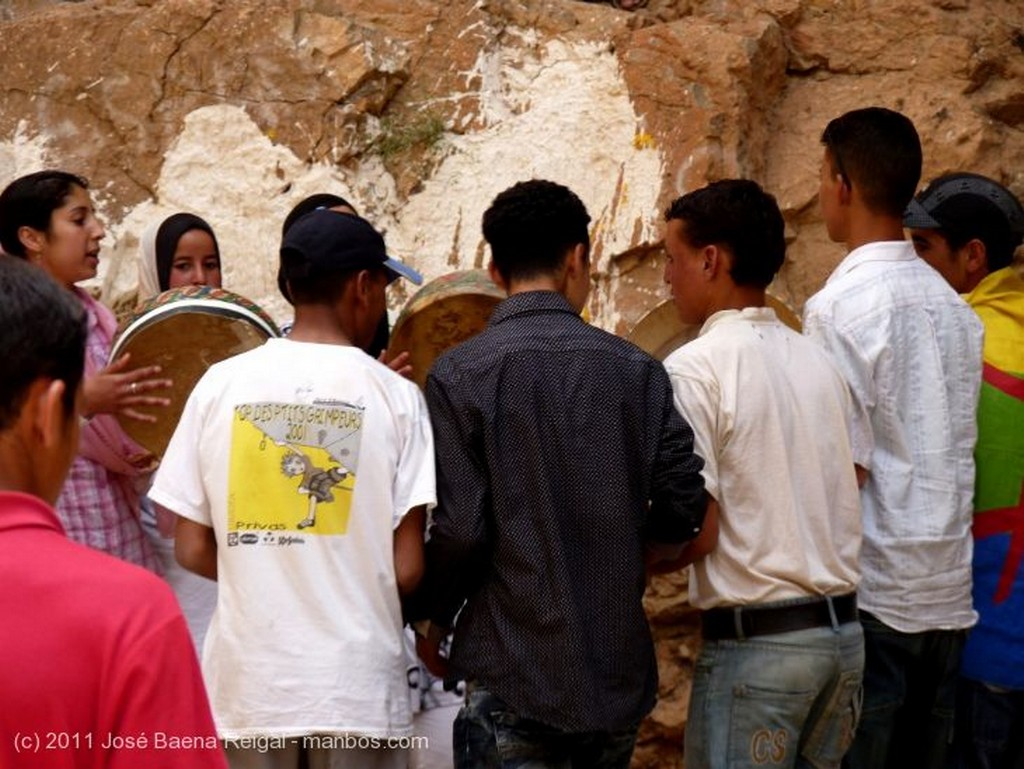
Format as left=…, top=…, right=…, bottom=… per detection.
left=903, top=198, right=943, bottom=230
left=384, top=257, right=423, bottom=285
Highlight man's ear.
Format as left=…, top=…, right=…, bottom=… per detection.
left=566, top=243, right=588, bottom=279
left=837, top=176, right=855, bottom=207
left=6, top=378, right=76, bottom=504
left=353, top=269, right=374, bottom=308
left=703, top=244, right=722, bottom=279
left=35, top=379, right=69, bottom=451
left=352, top=268, right=388, bottom=309
left=488, top=260, right=508, bottom=292
left=964, top=238, right=989, bottom=278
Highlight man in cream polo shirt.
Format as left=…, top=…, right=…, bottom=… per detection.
left=662, top=179, right=864, bottom=769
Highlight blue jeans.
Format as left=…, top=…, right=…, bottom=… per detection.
left=685, top=620, right=864, bottom=769
left=842, top=611, right=966, bottom=769
left=955, top=677, right=1024, bottom=769
left=453, top=685, right=638, bottom=769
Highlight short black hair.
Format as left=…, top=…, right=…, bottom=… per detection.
left=0, top=170, right=90, bottom=257
left=482, top=179, right=591, bottom=283
left=821, top=107, right=922, bottom=218
left=0, top=256, right=86, bottom=431
left=664, top=179, right=786, bottom=288
left=285, top=263, right=390, bottom=305
left=286, top=270, right=355, bottom=305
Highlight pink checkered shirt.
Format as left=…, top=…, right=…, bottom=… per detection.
left=56, top=457, right=160, bottom=573
left=55, top=290, right=160, bottom=573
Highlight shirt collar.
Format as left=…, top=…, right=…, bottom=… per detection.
left=489, top=290, right=582, bottom=326
left=698, top=306, right=779, bottom=337
left=0, top=491, right=67, bottom=536
left=826, top=240, right=916, bottom=284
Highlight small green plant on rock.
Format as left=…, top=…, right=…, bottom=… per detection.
left=371, top=113, right=446, bottom=160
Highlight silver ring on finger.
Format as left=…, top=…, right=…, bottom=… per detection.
left=130, top=382, right=138, bottom=394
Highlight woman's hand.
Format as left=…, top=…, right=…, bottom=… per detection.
left=83, top=352, right=173, bottom=422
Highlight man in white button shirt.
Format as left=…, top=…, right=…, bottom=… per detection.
left=663, top=179, right=864, bottom=769
left=803, top=107, right=984, bottom=769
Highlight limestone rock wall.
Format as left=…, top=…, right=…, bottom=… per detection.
left=2, top=0, right=1022, bottom=766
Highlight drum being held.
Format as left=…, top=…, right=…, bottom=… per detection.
left=112, top=285, right=280, bottom=457
left=387, top=269, right=505, bottom=389
left=627, top=294, right=802, bottom=360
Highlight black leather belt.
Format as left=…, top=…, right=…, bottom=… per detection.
left=701, top=593, right=857, bottom=641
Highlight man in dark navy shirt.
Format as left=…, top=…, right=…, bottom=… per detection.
left=413, top=179, right=711, bottom=768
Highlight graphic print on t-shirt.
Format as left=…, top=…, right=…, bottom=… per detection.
left=227, top=400, right=364, bottom=544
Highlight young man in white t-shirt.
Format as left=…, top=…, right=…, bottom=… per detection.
left=662, top=179, right=863, bottom=769
left=151, top=210, right=436, bottom=769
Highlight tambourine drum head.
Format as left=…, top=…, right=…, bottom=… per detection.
left=626, top=295, right=802, bottom=361
left=387, top=269, right=505, bottom=390
left=112, top=285, right=279, bottom=457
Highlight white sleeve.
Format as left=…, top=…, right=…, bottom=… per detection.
left=664, top=354, right=721, bottom=503
left=148, top=381, right=213, bottom=528
left=391, top=385, right=437, bottom=529
left=803, top=303, right=875, bottom=469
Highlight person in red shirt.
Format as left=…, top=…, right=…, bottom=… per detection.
left=0, top=255, right=227, bottom=769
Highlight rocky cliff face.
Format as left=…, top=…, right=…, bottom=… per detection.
left=2, top=0, right=1021, bottom=765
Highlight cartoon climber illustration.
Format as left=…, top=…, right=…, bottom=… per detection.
left=231, top=400, right=364, bottom=535
left=281, top=450, right=350, bottom=529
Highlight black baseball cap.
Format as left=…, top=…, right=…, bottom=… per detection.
left=904, top=173, right=1024, bottom=243
left=278, top=209, right=422, bottom=304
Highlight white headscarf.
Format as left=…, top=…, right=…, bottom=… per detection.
left=136, top=219, right=162, bottom=301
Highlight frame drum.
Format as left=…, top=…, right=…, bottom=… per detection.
left=111, top=285, right=280, bottom=456
left=386, top=269, right=505, bottom=390
left=627, top=295, right=802, bottom=360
